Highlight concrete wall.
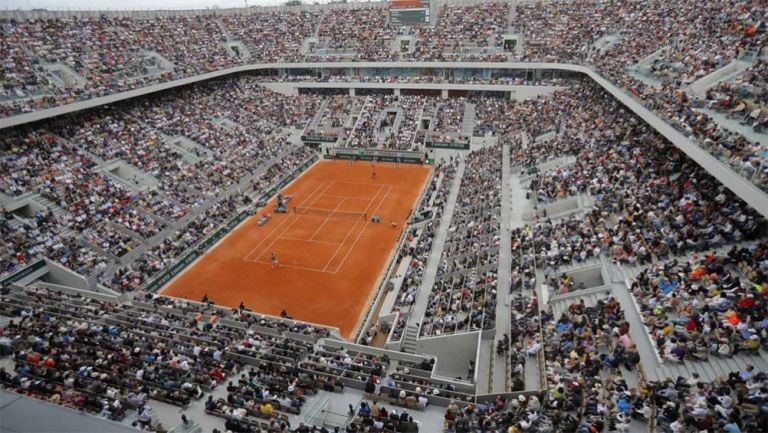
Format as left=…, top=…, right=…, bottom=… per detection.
left=416, top=331, right=480, bottom=380
left=556, top=264, right=606, bottom=289
left=290, top=82, right=564, bottom=100
left=531, top=195, right=582, bottom=220
left=0, top=390, right=138, bottom=433
left=40, top=260, right=91, bottom=290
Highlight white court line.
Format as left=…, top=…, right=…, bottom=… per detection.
left=242, top=179, right=332, bottom=261
left=321, top=184, right=388, bottom=272
left=242, top=180, right=331, bottom=261
left=247, top=181, right=337, bottom=262
left=243, top=215, right=305, bottom=262
left=308, top=197, right=347, bottom=241
left=281, top=236, right=340, bottom=246
left=302, top=180, right=336, bottom=210
left=327, top=184, right=393, bottom=273
left=322, top=193, right=379, bottom=200
left=332, top=180, right=387, bottom=187
left=251, top=259, right=336, bottom=274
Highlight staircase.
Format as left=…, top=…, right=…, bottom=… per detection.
left=461, top=103, right=476, bottom=137
left=32, top=194, right=67, bottom=218
left=550, top=289, right=610, bottom=320
left=306, top=99, right=330, bottom=134
left=506, top=0, right=517, bottom=32
left=214, top=18, right=234, bottom=42
left=31, top=193, right=77, bottom=238
left=407, top=161, right=467, bottom=330
left=491, top=143, right=512, bottom=393
left=313, top=9, right=329, bottom=39
left=5, top=214, right=28, bottom=231
left=688, top=59, right=755, bottom=98
left=509, top=172, right=531, bottom=230
left=401, top=325, right=419, bottom=353
left=510, top=134, right=533, bottom=229
left=626, top=46, right=667, bottom=88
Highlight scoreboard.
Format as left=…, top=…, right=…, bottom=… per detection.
left=390, top=8, right=428, bottom=26
left=389, top=0, right=429, bottom=26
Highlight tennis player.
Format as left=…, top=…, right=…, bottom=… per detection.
left=270, top=252, right=280, bottom=269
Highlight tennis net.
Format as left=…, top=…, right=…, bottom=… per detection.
left=293, top=206, right=367, bottom=220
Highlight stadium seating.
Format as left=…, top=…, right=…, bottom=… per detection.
left=2, top=1, right=768, bottom=432
left=420, top=145, right=502, bottom=337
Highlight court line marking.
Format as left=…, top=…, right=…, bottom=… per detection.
left=250, top=184, right=393, bottom=273
left=251, top=184, right=383, bottom=269
left=308, top=196, right=348, bottom=241
left=281, top=236, right=340, bottom=246
left=303, top=180, right=337, bottom=209
left=244, top=215, right=304, bottom=263
left=245, top=180, right=338, bottom=262
left=242, top=179, right=331, bottom=261
left=330, top=180, right=387, bottom=187
left=328, top=184, right=393, bottom=273
left=321, top=184, right=389, bottom=272
left=251, top=259, right=336, bottom=274
left=322, top=193, right=379, bottom=200
left=245, top=181, right=394, bottom=269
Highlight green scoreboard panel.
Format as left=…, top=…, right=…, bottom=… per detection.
left=390, top=8, right=428, bottom=26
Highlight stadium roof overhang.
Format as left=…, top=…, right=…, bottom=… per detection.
left=2, top=61, right=766, bottom=218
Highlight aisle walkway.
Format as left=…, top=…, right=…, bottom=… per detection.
left=611, top=260, right=768, bottom=382
left=407, top=159, right=467, bottom=330
left=491, top=143, right=512, bottom=393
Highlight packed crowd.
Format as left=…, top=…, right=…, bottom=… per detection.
left=391, top=158, right=458, bottom=319
left=0, top=3, right=508, bottom=116
left=0, top=288, right=239, bottom=423
left=516, top=0, right=768, bottom=192
left=0, top=74, right=319, bottom=286
left=631, top=242, right=767, bottom=363
left=335, top=94, right=426, bottom=150
left=6, top=0, right=763, bottom=194
left=387, top=96, right=425, bottom=150
left=507, top=83, right=764, bottom=270
left=323, top=96, right=354, bottom=129
left=0, top=287, right=349, bottom=432
left=498, top=295, right=541, bottom=393
left=420, top=146, right=502, bottom=337
left=705, top=60, right=767, bottom=122
left=312, top=8, right=396, bottom=61
left=407, top=2, right=511, bottom=62
left=103, top=194, right=249, bottom=291
left=347, top=400, right=420, bottom=432
left=0, top=288, right=329, bottom=425
left=345, top=96, right=397, bottom=149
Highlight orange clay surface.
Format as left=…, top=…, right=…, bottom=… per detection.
left=162, top=160, right=431, bottom=338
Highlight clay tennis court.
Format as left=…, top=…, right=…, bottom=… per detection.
left=162, top=160, right=431, bottom=338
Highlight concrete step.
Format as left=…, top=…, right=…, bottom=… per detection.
left=401, top=325, right=419, bottom=353
left=6, top=214, right=29, bottom=230
left=32, top=194, right=67, bottom=216
left=689, top=59, right=755, bottom=98
left=461, top=103, right=476, bottom=137
left=523, top=350, right=541, bottom=391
